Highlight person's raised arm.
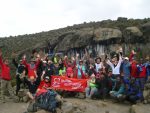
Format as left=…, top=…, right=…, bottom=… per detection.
left=63, top=56, right=68, bottom=67
left=76, top=53, right=79, bottom=65
left=41, top=71, right=45, bottom=81
left=22, top=54, right=29, bottom=68
left=106, top=55, right=113, bottom=68
left=129, top=50, right=136, bottom=62
left=118, top=53, right=123, bottom=66
left=71, top=56, right=76, bottom=69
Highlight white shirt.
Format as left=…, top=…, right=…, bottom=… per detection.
left=107, top=57, right=122, bottom=75
left=95, top=62, right=103, bottom=72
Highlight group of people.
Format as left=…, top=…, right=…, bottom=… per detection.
left=0, top=47, right=150, bottom=105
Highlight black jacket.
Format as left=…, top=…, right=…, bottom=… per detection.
left=12, top=58, right=26, bottom=74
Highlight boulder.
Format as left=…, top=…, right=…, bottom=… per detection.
left=94, top=28, right=122, bottom=41
left=55, top=28, right=94, bottom=51
left=61, top=102, right=74, bottom=113
left=123, top=27, right=143, bottom=43
left=130, top=104, right=150, bottom=113
left=124, top=27, right=143, bottom=37
left=141, top=22, right=150, bottom=33
left=73, top=28, right=94, bottom=48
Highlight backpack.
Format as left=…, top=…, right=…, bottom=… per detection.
left=35, top=90, right=58, bottom=113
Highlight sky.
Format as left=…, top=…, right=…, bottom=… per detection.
left=0, top=0, right=149, bottom=37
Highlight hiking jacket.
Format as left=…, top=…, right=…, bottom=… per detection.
left=0, top=56, right=11, bottom=81
left=121, top=61, right=130, bottom=77
left=112, top=80, right=125, bottom=95
left=22, top=59, right=40, bottom=78
left=144, top=62, right=150, bottom=77
left=125, top=80, right=143, bottom=98
left=130, top=62, right=138, bottom=78
left=107, top=56, right=122, bottom=75
left=38, top=81, right=51, bottom=90
left=129, top=52, right=139, bottom=78
left=12, top=58, right=26, bottom=75
left=137, top=64, right=146, bottom=78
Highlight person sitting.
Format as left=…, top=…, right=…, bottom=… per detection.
left=36, top=76, right=51, bottom=96
left=85, top=73, right=98, bottom=98
left=143, top=77, right=150, bottom=104
left=96, top=68, right=109, bottom=100
left=125, top=78, right=143, bottom=104
left=109, top=76, right=125, bottom=101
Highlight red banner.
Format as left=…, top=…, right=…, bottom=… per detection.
left=51, top=76, right=88, bottom=92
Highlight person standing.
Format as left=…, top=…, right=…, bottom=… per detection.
left=22, top=54, right=40, bottom=79
left=0, top=49, right=15, bottom=103
left=12, top=53, right=26, bottom=96
left=106, top=53, right=123, bottom=77
left=121, top=57, right=131, bottom=84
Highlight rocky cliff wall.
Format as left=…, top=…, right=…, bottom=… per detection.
left=0, top=18, right=150, bottom=58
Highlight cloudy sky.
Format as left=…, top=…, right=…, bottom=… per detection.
left=0, top=0, right=149, bottom=37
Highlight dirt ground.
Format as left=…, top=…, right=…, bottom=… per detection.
left=0, top=98, right=132, bottom=113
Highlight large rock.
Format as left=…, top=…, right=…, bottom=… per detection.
left=73, top=28, right=94, bottom=48
left=141, top=22, right=150, bottom=42
left=94, top=28, right=122, bottom=41
left=130, top=104, right=150, bottom=113
left=55, top=28, right=94, bottom=51
left=141, top=22, right=150, bottom=33
left=61, top=102, right=74, bottom=113
left=123, top=27, right=143, bottom=43
left=123, top=27, right=143, bottom=37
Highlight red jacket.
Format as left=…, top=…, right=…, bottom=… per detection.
left=138, top=64, right=146, bottom=78
left=0, top=56, right=11, bottom=81
left=129, top=52, right=138, bottom=78
left=64, top=59, right=76, bottom=78
left=130, top=61, right=138, bottom=78
left=38, top=81, right=51, bottom=90
left=22, top=59, right=40, bottom=78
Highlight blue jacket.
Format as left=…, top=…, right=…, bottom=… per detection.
left=121, top=61, right=130, bottom=77
left=125, top=80, right=143, bottom=98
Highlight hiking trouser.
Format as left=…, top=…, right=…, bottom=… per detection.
left=126, top=95, right=139, bottom=103
left=136, top=78, right=146, bottom=91
left=99, top=88, right=109, bottom=99
left=16, top=74, right=23, bottom=95
left=0, top=79, right=14, bottom=100
left=85, top=87, right=98, bottom=98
